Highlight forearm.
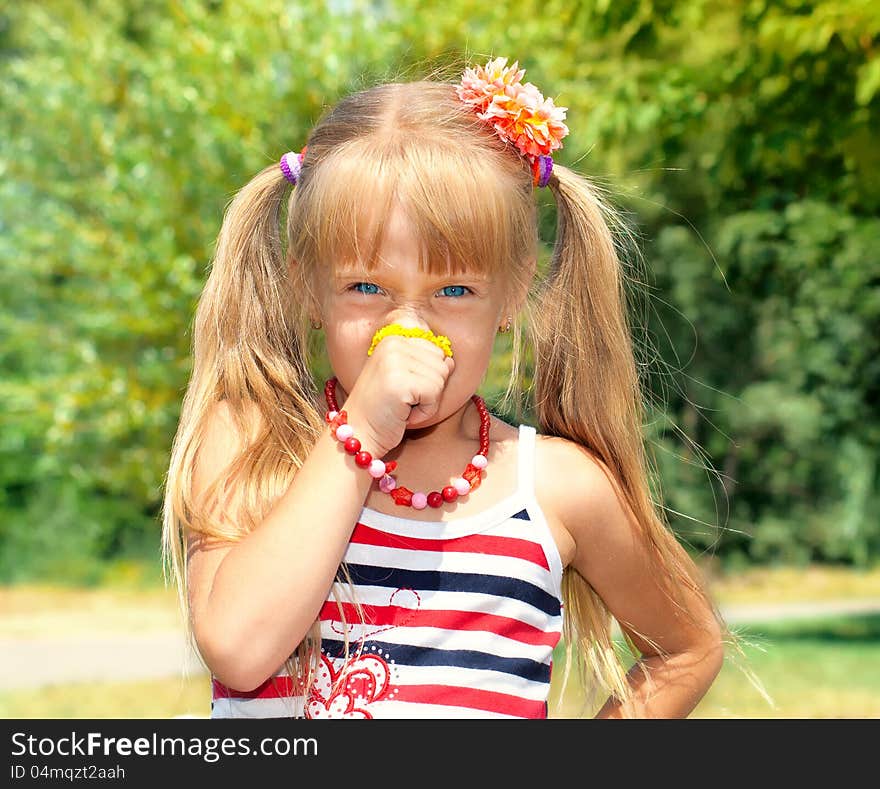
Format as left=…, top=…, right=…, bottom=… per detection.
left=199, top=418, right=378, bottom=690
left=593, top=642, right=724, bottom=719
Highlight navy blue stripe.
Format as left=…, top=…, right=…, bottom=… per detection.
left=321, top=638, right=551, bottom=685
left=512, top=508, right=531, bottom=520
left=338, top=564, right=561, bottom=617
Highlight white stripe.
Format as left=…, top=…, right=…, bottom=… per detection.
left=342, top=542, right=551, bottom=588
left=518, top=424, right=535, bottom=497
left=325, top=585, right=562, bottom=632
left=515, top=424, right=565, bottom=596
left=381, top=662, right=551, bottom=701
left=320, top=622, right=558, bottom=663
left=517, top=498, right=565, bottom=597
left=211, top=696, right=304, bottom=718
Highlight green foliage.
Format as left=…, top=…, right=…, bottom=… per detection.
left=648, top=200, right=879, bottom=564
left=1, top=0, right=877, bottom=579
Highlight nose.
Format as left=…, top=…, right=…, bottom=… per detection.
left=384, top=308, right=432, bottom=334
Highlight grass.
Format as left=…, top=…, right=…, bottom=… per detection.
left=704, top=563, right=880, bottom=606
left=691, top=614, right=880, bottom=718
left=548, top=612, right=880, bottom=718
left=0, top=585, right=184, bottom=638
left=0, top=675, right=211, bottom=719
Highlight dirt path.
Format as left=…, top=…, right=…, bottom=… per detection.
left=3, top=597, right=879, bottom=691
left=0, top=632, right=206, bottom=691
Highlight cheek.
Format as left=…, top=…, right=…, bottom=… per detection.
left=444, top=336, right=495, bottom=384
left=446, top=317, right=498, bottom=357
left=324, top=310, right=374, bottom=348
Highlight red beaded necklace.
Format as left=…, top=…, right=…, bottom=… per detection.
left=324, top=376, right=490, bottom=510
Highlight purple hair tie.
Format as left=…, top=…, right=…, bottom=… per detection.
left=535, top=155, right=553, bottom=188
left=280, top=149, right=305, bottom=185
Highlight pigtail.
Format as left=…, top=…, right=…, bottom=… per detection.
left=161, top=162, right=327, bottom=711
left=527, top=164, right=763, bottom=715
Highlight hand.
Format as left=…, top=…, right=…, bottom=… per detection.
left=341, top=323, right=456, bottom=457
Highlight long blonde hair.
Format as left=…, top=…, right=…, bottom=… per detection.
left=162, top=70, right=760, bottom=714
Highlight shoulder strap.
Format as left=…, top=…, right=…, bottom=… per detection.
left=517, top=424, right=536, bottom=499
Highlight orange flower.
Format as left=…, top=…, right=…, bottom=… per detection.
left=456, top=57, right=526, bottom=112
left=456, top=57, right=569, bottom=160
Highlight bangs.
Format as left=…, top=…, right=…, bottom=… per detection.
left=296, top=138, right=532, bottom=282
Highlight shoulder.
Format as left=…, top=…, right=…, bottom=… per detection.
left=533, top=432, right=639, bottom=570
left=535, top=431, right=725, bottom=663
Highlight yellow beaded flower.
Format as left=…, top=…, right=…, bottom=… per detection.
left=367, top=324, right=453, bottom=358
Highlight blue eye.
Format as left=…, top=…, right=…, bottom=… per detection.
left=439, top=285, right=471, bottom=298
left=350, top=282, right=382, bottom=295
left=349, top=283, right=471, bottom=298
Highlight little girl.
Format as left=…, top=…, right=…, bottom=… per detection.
left=162, top=57, right=729, bottom=718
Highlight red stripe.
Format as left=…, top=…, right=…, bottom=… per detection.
left=212, top=676, right=301, bottom=700
left=351, top=522, right=550, bottom=570
left=391, top=684, right=547, bottom=718
left=319, top=601, right=559, bottom=647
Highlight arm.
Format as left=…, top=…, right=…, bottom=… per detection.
left=187, top=400, right=378, bottom=692
left=556, top=443, right=725, bottom=718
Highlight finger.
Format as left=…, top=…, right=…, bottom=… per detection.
left=408, top=401, right=440, bottom=425
left=405, top=372, right=447, bottom=408
left=389, top=336, right=448, bottom=366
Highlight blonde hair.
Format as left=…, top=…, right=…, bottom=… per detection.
left=162, top=69, right=763, bottom=715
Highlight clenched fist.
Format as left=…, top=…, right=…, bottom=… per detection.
left=338, top=321, right=455, bottom=457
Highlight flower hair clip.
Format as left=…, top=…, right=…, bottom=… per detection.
left=280, top=147, right=308, bottom=185
left=456, top=57, right=569, bottom=188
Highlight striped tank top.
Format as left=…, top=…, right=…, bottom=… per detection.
left=211, top=423, right=564, bottom=719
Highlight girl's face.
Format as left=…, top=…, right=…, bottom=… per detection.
left=314, top=202, right=512, bottom=428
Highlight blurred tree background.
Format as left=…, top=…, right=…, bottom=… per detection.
left=1, top=0, right=877, bottom=584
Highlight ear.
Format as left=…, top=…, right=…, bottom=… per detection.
left=305, top=290, right=323, bottom=324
